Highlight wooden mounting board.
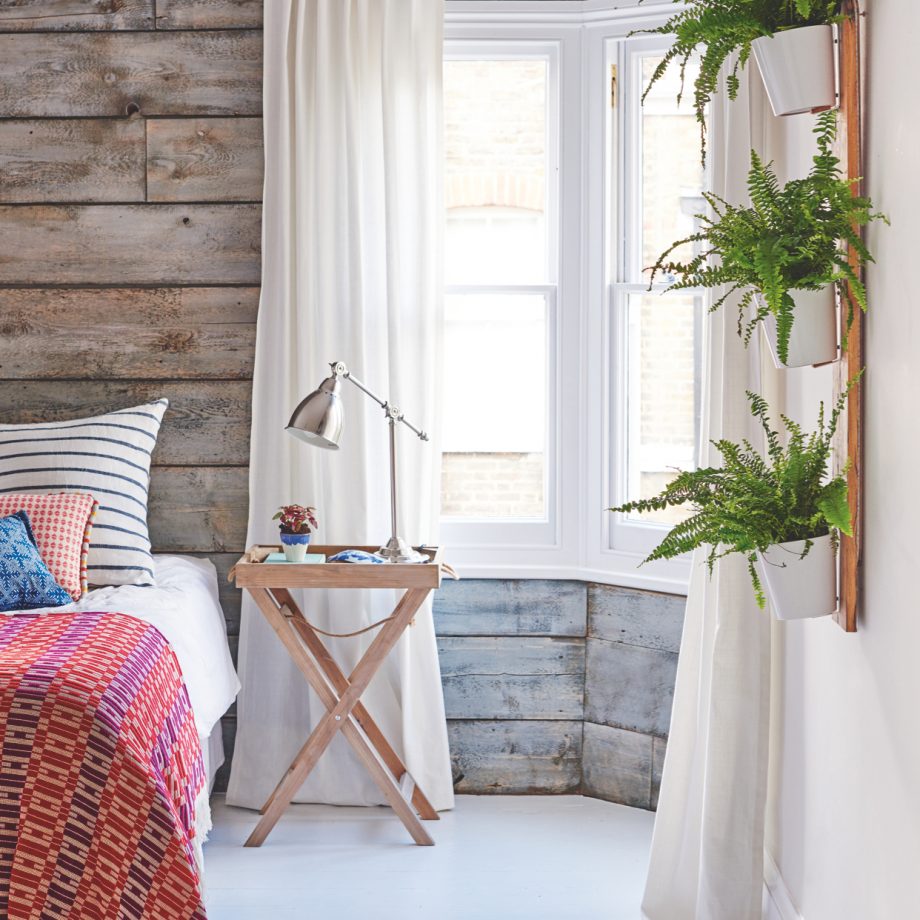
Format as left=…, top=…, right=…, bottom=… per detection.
left=834, top=0, right=864, bottom=633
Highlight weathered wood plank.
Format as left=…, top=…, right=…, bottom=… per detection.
left=584, top=638, right=677, bottom=738
left=148, top=465, right=248, bottom=553
left=0, top=0, right=153, bottom=32
left=0, top=286, right=259, bottom=328
left=447, top=720, right=582, bottom=794
left=438, top=636, right=584, bottom=720
left=147, top=118, right=263, bottom=202
left=651, top=736, right=666, bottom=811
left=433, top=579, right=587, bottom=637
left=0, top=290, right=257, bottom=379
left=588, top=584, right=686, bottom=652
left=156, top=0, right=263, bottom=31
left=0, top=205, right=261, bottom=285
left=0, top=31, right=262, bottom=117
left=0, top=380, right=252, bottom=467
left=582, top=722, right=653, bottom=810
left=0, top=119, right=145, bottom=203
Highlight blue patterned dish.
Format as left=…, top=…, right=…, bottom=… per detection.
left=328, top=550, right=386, bottom=564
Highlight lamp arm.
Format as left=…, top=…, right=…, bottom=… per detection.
left=331, top=360, right=429, bottom=442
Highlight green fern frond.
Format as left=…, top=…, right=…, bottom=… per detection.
left=609, top=381, right=861, bottom=607
left=633, top=0, right=845, bottom=161
left=650, top=112, right=887, bottom=361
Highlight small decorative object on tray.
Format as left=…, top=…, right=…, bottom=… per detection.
left=273, top=504, right=318, bottom=563
left=328, top=549, right=385, bottom=564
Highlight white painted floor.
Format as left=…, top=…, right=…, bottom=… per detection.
left=204, top=795, right=654, bottom=920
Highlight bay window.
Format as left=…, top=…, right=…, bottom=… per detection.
left=442, top=3, right=705, bottom=592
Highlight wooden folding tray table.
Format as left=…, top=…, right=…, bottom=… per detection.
left=230, top=544, right=452, bottom=847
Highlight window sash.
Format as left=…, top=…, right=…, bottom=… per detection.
left=441, top=11, right=699, bottom=593
left=442, top=39, right=565, bottom=552
left=607, top=283, right=705, bottom=558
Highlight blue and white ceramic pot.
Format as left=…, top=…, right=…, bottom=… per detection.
left=280, top=531, right=311, bottom=562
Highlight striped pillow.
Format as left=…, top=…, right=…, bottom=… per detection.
left=0, top=492, right=97, bottom=600
left=0, top=399, right=167, bottom=587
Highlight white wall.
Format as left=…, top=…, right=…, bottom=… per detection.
left=766, top=2, right=920, bottom=917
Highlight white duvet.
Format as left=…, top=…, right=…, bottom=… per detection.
left=26, top=554, right=240, bottom=740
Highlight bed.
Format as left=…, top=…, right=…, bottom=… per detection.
left=0, top=554, right=239, bottom=919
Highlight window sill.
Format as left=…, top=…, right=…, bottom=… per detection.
left=439, top=552, right=691, bottom=596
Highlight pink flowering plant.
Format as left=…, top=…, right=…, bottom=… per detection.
left=272, top=504, right=318, bottom=536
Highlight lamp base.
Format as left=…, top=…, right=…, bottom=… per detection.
left=378, top=536, right=428, bottom=565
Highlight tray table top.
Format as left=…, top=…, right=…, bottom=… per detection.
left=231, top=544, right=446, bottom=589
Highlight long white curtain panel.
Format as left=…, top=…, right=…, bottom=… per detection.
left=227, top=0, right=453, bottom=811
left=641, top=69, right=785, bottom=919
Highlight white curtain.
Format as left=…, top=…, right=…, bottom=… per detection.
left=227, top=0, right=454, bottom=812
left=641, top=69, right=785, bottom=919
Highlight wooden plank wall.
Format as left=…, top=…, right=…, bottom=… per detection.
left=434, top=580, right=685, bottom=805
left=0, top=0, right=265, bottom=783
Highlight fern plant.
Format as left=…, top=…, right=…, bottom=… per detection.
left=609, top=380, right=857, bottom=608
left=650, top=112, right=886, bottom=365
left=637, top=0, right=843, bottom=157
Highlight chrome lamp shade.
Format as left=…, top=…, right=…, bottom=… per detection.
left=285, top=375, right=344, bottom=450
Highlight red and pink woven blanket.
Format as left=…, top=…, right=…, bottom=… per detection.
left=0, top=611, right=207, bottom=919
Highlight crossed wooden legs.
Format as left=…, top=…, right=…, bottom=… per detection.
left=244, top=586, right=439, bottom=847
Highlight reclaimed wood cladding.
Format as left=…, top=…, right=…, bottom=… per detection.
left=0, top=32, right=262, bottom=117
left=147, top=118, right=264, bottom=202
left=0, top=1, right=153, bottom=32
left=0, top=4, right=264, bottom=641
left=0, top=120, right=147, bottom=203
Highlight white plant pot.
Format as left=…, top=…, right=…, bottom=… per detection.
left=283, top=542, right=308, bottom=563
left=752, top=25, right=836, bottom=117
left=757, top=534, right=837, bottom=621
left=762, top=286, right=838, bottom=369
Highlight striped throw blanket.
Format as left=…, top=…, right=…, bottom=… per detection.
left=0, top=611, right=207, bottom=919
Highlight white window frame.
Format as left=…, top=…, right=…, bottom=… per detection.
left=443, top=1, right=697, bottom=594
left=442, top=40, right=561, bottom=551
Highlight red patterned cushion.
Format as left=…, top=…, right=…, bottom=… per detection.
left=0, top=493, right=97, bottom=600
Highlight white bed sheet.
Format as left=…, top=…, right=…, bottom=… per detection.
left=28, top=554, right=240, bottom=741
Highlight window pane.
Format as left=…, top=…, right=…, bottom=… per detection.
left=444, top=59, right=548, bottom=285
left=442, top=293, right=547, bottom=519
left=639, top=54, right=705, bottom=280
left=625, top=290, right=701, bottom=525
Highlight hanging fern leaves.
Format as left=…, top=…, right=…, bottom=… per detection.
left=650, top=112, right=887, bottom=364
left=609, top=376, right=860, bottom=608
left=635, top=0, right=844, bottom=159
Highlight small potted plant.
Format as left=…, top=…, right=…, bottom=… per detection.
left=273, top=504, right=318, bottom=562
left=609, top=381, right=857, bottom=619
left=650, top=112, right=886, bottom=368
left=637, top=0, right=844, bottom=156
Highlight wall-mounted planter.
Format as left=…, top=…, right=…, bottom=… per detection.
left=762, top=287, right=838, bottom=369
left=758, top=534, right=837, bottom=621
left=752, top=24, right=836, bottom=117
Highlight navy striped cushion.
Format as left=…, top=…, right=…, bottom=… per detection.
left=0, top=399, right=167, bottom=587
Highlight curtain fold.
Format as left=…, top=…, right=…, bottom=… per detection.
left=641, top=68, right=784, bottom=919
left=227, top=0, right=454, bottom=812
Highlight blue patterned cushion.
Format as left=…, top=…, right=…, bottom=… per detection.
left=0, top=511, right=72, bottom=611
